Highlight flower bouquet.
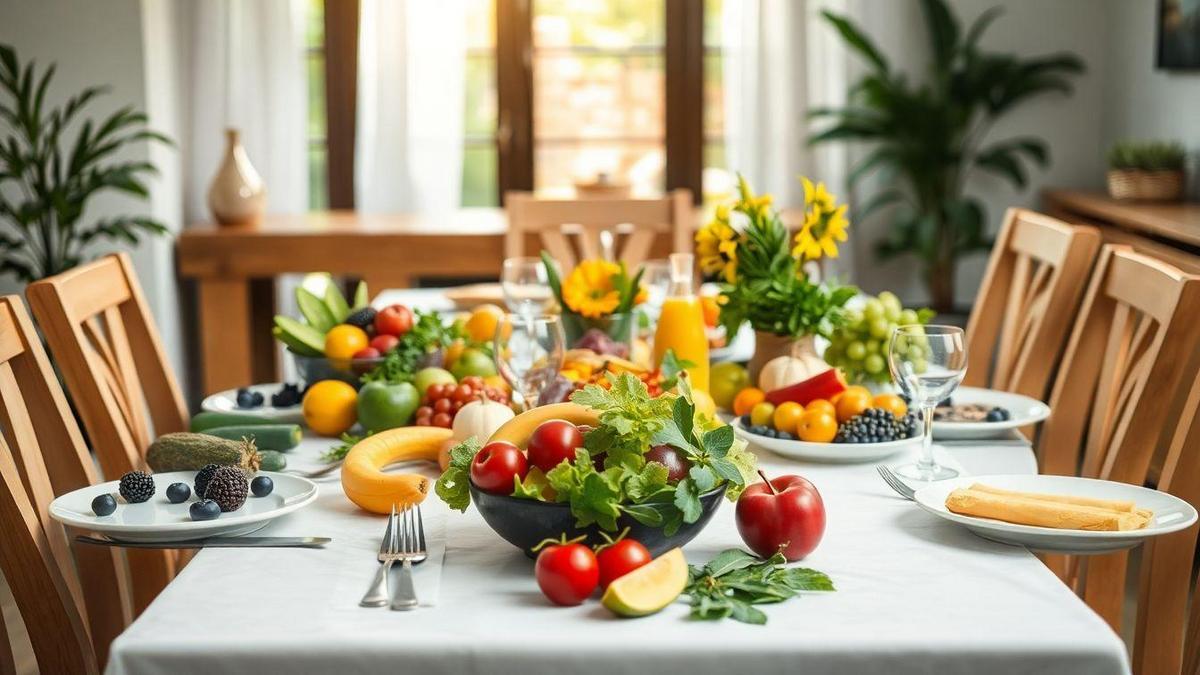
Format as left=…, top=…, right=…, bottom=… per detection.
left=540, top=252, right=646, bottom=359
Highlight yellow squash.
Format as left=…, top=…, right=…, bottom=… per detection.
left=487, top=402, right=601, bottom=448
left=341, top=426, right=452, bottom=514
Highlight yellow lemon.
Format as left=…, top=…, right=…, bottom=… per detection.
left=302, top=380, right=358, bottom=437
left=692, top=389, right=717, bottom=420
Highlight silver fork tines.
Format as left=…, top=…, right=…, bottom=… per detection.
left=877, top=465, right=916, bottom=501
left=390, top=505, right=424, bottom=610
left=359, top=505, right=400, bottom=607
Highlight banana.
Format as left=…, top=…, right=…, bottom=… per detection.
left=341, top=426, right=452, bottom=514
left=487, top=402, right=601, bottom=448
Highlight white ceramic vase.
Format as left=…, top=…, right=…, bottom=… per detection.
left=207, top=128, right=266, bottom=226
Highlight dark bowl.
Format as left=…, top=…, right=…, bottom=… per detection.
left=469, top=482, right=727, bottom=558
left=291, top=353, right=383, bottom=389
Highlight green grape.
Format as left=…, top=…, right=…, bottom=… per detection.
left=844, top=309, right=863, bottom=326
left=864, top=353, right=885, bottom=374
left=898, top=308, right=918, bottom=325
left=865, top=338, right=881, bottom=354
left=863, top=299, right=884, bottom=321
left=846, top=340, right=866, bottom=360
left=879, top=291, right=902, bottom=322
left=868, top=317, right=891, bottom=340
left=907, top=344, right=925, bottom=361
left=913, top=358, right=928, bottom=374
left=824, top=344, right=843, bottom=365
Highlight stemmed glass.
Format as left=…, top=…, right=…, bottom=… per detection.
left=639, top=259, right=672, bottom=339
left=495, top=314, right=565, bottom=411
left=500, top=257, right=553, bottom=320
left=887, top=325, right=967, bottom=481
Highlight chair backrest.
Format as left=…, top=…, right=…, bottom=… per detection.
left=504, top=190, right=693, bottom=272
left=964, top=208, right=1101, bottom=399
left=1037, top=245, right=1200, bottom=635
left=26, top=253, right=183, bottom=613
left=0, top=296, right=130, bottom=673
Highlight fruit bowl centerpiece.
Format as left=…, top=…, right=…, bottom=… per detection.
left=436, top=375, right=757, bottom=557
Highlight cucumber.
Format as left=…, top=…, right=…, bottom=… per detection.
left=190, top=411, right=283, bottom=433
left=351, top=280, right=369, bottom=310
left=273, top=316, right=325, bottom=356
left=296, top=287, right=337, bottom=332
left=323, top=283, right=350, bottom=322
left=258, top=450, right=287, bottom=472
left=204, top=424, right=302, bottom=451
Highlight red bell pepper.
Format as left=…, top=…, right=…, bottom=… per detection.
left=765, top=369, right=846, bottom=406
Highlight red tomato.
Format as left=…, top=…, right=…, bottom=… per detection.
left=526, top=420, right=584, bottom=473
left=596, top=539, right=652, bottom=590
left=352, top=346, right=381, bottom=360
left=369, top=334, right=400, bottom=354
left=374, top=304, right=414, bottom=337
left=535, top=543, right=599, bottom=606
left=469, top=441, right=527, bottom=493
left=431, top=412, right=453, bottom=428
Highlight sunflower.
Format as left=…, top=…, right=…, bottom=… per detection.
left=792, top=178, right=849, bottom=261
left=561, top=259, right=623, bottom=318
left=696, top=218, right=740, bottom=283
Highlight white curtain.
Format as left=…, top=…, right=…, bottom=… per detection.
left=355, top=0, right=466, bottom=212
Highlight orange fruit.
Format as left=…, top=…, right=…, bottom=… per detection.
left=324, top=324, right=369, bottom=361
left=806, top=399, right=836, bottom=417
left=302, top=380, right=358, bottom=437
left=772, top=401, right=805, bottom=434
left=465, top=304, right=508, bottom=343
left=872, top=393, right=908, bottom=418
left=700, top=295, right=721, bottom=328
left=835, top=388, right=872, bottom=422
left=732, top=387, right=766, bottom=417
left=443, top=339, right=467, bottom=369
left=797, top=409, right=838, bottom=443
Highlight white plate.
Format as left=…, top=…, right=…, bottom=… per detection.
left=732, top=419, right=917, bottom=463
left=913, top=474, right=1197, bottom=554
left=932, top=386, right=1050, bottom=440
left=50, top=471, right=319, bottom=543
left=201, top=383, right=304, bottom=423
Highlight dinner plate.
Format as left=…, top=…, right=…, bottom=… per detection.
left=732, top=418, right=918, bottom=463
left=201, top=383, right=304, bottom=423
left=912, top=474, right=1197, bottom=554
left=932, top=386, right=1050, bottom=440
left=50, top=471, right=319, bottom=543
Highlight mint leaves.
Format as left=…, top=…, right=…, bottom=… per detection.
left=685, top=549, right=835, bottom=624
left=434, top=437, right=481, bottom=512
left=573, top=372, right=672, bottom=471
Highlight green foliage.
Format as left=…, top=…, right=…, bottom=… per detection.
left=809, top=0, right=1084, bottom=309
left=685, top=549, right=835, bottom=624
left=0, top=44, right=172, bottom=282
left=1107, top=140, right=1186, bottom=171
left=435, top=436, right=483, bottom=512
left=360, top=309, right=468, bottom=384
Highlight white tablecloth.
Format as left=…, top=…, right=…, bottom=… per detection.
left=106, top=431, right=1129, bottom=675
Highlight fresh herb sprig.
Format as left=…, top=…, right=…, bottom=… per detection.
left=320, top=431, right=365, bottom=462
left=361, top=309, right=468, bottom=385
left=686, top=549, right=834, bottom=624
left=435, top=436, right=482, bottom=511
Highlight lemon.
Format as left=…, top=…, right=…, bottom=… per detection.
left=302, top=380, right=358, bottom=437
left=601, top=548, right=687, bottom=617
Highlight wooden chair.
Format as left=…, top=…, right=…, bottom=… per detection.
left=504, top=190, right=693, bottom=272
left=963, top=208, right=1101, bottom=400
left=0, top=296, right=133, bottom=672
left=1036, top=245, right=1200, bottom=635
left=27, top=253, right=187, bottom=613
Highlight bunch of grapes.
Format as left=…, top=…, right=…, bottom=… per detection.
left=414, top=376, right=511, bottom=428
left=825, top=291, right=934, bottom=385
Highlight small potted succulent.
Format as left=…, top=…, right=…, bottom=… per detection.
left=1106, top=141, right=1187, bottom=201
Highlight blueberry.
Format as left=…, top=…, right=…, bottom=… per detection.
left=776, top=431, right=794, bottom=441
left=985, top=407, right=1009, bottom=423
left=251, top=391, right=265, bottom=406
left=235, top=388, right=258, bottom=409
left=91, top=493, right=117, bottom=516
left=763, top=428, right=778, bottom=438
left=166, top=482, right=191, bottom=504
left=189, top=499, right=221, bottom=521
left=739, top=414, right=752, bottom=427
left=250, top=476, right=274, bottom=497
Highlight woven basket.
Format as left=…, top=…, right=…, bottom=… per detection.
left=1106, top=169, right=1185, bottom=201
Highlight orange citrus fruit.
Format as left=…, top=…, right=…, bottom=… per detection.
left=324, top=324, right=369, bottom=361
left=797, top=409, right=838, bottom=443
left=772, top=401, right=806, bottom=434
left=302, top=380, right=358, bottom=437
left=835, top=388, right=872, bottom=422
left=872, top=393, right=908, bottom=418
left=465, top=304, right=508, bottom=343
left=806, top=399, right=836, bottom=417
left=700, top=295, right=721, bottom=328
left=732, top=387, right=766, bottom=417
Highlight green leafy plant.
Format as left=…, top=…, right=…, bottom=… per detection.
left=685, top=548, right=834, bottom=624
left=809, top=0, right=1084, bottom=311
left=361, top=309, right=469, bottom=384
left=1107, top=140, right=1186, bottom=172
left=0, top=44, right=172, bottom=282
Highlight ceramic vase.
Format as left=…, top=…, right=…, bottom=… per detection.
left=207, top=128, right=266, bottom=226
left=747, top=332, right=818, bottom=384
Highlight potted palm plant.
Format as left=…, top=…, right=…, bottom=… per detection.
left=0, top=44, right=171, bottom=283
left=809, top=0, right=1085, bottom=312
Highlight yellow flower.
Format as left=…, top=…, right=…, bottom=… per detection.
left=696, top=219, right=739, bottom=283
left=562, top=259, right=623, bottom=318
left=802, top=176, right=835, bottom=212
left=793, top=176, right=849, bottom=261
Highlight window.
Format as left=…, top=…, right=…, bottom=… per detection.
left=703, top=0, right=729, bottom=199
left=464, top=0, right=499, bottom=206
left=306, top=0, right=328, bottom=211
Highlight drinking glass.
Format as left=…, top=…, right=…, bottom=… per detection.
left=501, top=257, right=553, bottom=319
left=887, top=325, right=967, bottom=481
left=639, top=259, right=672, bottom=340
left=495, top=314, right=565, bottom=411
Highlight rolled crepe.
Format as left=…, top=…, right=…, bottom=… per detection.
left=966, top=483, right=1136, bottom=513
left=945, top=486, right=1152, bottom=531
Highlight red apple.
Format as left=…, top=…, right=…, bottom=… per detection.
left=735, top=470, right=825, bottom=561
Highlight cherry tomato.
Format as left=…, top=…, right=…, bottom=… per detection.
left=431, top=412, right=453, bottom=428
left=596, top=539, right=652, bottom=590
left=469, top=441, right=527, bottom=493
left=535, top=543, right=599, bottom=606
left=352, top=346, right=381, bottom=360
left=433, top=398, right=452, bottom=413
left=453, top=384, right=475, bottom=403
left=369, top=334, right=400, bottom=354
left=462, top=376, right=485, bottom=389
left=415, top=405, right=433, bottom=418
left=427, top=383, right=447, bottom=400
left=374, top=304, right=414, bottom=337
left=526, top=419, right=584, bottom=472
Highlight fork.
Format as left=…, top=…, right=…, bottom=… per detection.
left=359, top=505, right=400, bottom=607
left=876, top=465, right=916, bottom=501
left=390, top=504, right=426, bottom=611
left=288, top=460, right=342, bottom=480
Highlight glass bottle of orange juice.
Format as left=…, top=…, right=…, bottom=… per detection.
left=653, top=253, right=709, bottom=392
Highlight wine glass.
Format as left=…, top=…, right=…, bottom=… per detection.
left=501, top=257, right=553, bottom=319
left=495, top=314, right=565, bottom=411
left=887, top=325, right=967, bottom=481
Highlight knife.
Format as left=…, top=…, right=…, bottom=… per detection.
left=76, top=535, right=330, bottom=549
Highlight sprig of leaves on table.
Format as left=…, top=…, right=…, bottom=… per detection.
left=320, top=431, right=366, bottom=462
left=360, top=309, right=468, bottom=385
left=686, top=549, right=834, bottom=625
left=435, top=436, right=482, bottom=511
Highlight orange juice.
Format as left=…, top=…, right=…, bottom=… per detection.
left=653, top=254, right=709, bottom=392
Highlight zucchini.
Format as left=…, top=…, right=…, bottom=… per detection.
left=204, top=424, right=302, bottom=451
left=259, top=450, right=287, bottom=472
left=190, top=411, right=283, bottom=433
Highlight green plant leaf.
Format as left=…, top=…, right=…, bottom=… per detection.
left=920, top=0, right=960, bottom=67
left=820, top=11, right=889, bottom=74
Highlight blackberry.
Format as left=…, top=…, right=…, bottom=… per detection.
left=194, top=463, right=220, bottom=498
left=344, top=307, right=377, bottom=330
left=835, top=407, right=913, bottom=444
left=271, top=382, right=302, bottom=407
left=118, top=471, right=155, bottom=503
left=203, top=466, right=248, bottom=512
